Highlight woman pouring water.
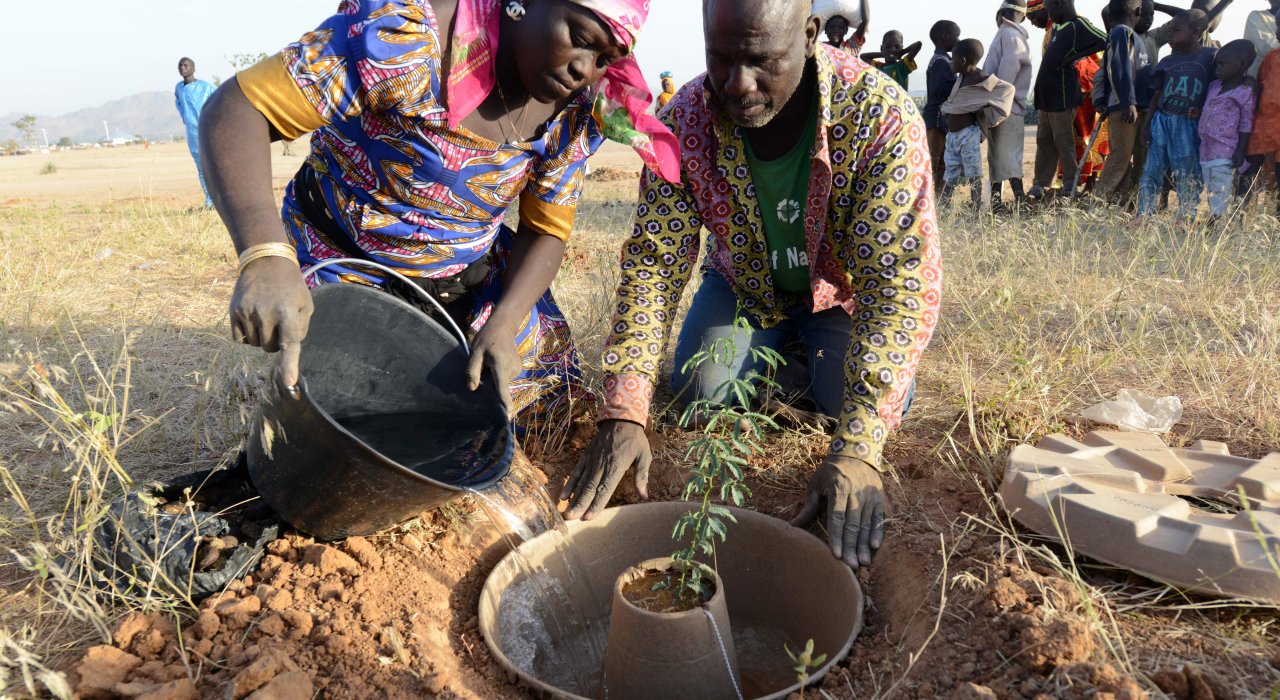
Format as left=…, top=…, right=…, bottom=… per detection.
left=200, top=0, right=678, bottom=426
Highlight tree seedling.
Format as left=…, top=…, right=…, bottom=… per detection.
left=785, top=638, right=827, bottom=697
left=659, top=312, right=783, bottom=602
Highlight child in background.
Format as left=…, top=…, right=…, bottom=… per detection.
left=1027, top=0, right=1051, bottom=48
left=813, top=0, right=872, bottom=55
left=1147, top=0, right=1235, bottom=51
left=1244, top=0, right=1278, bottom=76
left=1197, top=40, right=1257, bottom=219
left=1137, top=10, right=1217, bottom=219
left=1095, top=0, right=1153, bottom=201
left=924, top=21, right=962, bottom=192
left=984, top=0, right=1033, bottom=207
left=1243, top=5, right=1280, bottom=215
left=1075, top=51, right=1108, bottom=194
left=1136, top=0, right=1161, bottom=65
left=863, top=30, right=924, bottom=89
left=657, top=71, right=676, bottom=110
left=940, top=39, right=1017, bottom=207
left=1029, top=0, right=1107, bottom=201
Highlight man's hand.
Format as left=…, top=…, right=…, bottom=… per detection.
left=791, top=455, right=886, bottom=571
left=466, top=322, right=520, bottom=416
left=561, top=420, right=652, bottom=520
left=230, top=256, right=313, bottom=387
left=1123, top=105, right=1139, bottom=124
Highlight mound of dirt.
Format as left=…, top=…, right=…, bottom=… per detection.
left=801, top=456, right=1152, bottom=700
left=67, top=431, right=1272, bottom=699
left=72, top=524, right=526, bottom=700
left=835, top=553, right=1146, bottom=700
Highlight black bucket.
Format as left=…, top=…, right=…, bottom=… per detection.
left=247, top=282, right=514, bottom=541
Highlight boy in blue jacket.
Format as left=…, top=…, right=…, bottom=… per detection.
left=1095, top=0, right=1154, bottom=200
left=923, top=21, right=962, bottom=192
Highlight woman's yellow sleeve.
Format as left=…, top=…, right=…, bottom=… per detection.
left=238, top=54, right=328, bottom=141
left=518, top=191, right=577, bottom=242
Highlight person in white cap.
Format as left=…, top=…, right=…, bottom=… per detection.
left=984, top=0, right=1034, bottom=207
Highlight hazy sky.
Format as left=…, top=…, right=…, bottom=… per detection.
left=0, top=0, right=1260, bottom=115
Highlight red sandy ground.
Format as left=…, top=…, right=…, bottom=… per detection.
left=43, top=140, right=1277, bottom=700
left=67, top=418, right=1277, bottom=700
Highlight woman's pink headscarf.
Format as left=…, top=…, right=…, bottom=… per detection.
left=449, top=0, right=681, bottom=183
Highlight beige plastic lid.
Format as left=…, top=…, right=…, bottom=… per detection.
left=1000, top=431, right=1280, bottom=602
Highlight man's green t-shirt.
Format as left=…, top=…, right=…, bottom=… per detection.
left=743, top=101, right=818, bottom=297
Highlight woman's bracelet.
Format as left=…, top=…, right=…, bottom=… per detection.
left=237, top=243, right=298, bottom=275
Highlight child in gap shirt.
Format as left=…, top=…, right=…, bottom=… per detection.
left=1137, top=10, right=1217, bottom=219
left=1197, top=40, right=1257, bottom=218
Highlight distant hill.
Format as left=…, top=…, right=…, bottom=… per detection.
left=0, top=91, right=188, bottom=145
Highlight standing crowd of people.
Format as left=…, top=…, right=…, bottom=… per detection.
left=812, top=0, right=1280, bottom=219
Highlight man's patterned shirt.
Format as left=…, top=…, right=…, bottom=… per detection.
left=598, top=46, right=942, bottom=469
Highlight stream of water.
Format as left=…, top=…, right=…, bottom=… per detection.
left=466, top=460, right=609, bottom=698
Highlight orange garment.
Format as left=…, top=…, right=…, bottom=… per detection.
left=1073, top=54, right=1109, bottom=181
left=657, top=76, right=676, bottom=110
left=1249, top=51, right=1280, bottom=156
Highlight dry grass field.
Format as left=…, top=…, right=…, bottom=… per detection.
left=1, top=139, right=1278, bottom=698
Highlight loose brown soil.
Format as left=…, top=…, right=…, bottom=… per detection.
left=64, top=416, right=1280, bottom=700
left=14, top=134, right=1276, bottom=700
left=620, top=568, right=712, bottom=614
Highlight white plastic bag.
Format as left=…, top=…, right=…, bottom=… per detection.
left=1081, top=390, right=1183, bottom=433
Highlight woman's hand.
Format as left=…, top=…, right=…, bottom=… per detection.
left=230, top=256, right=314, bottom=387
left=466, top=321, right=521, bottom=416
left=470, top=225, right=567, bottom=417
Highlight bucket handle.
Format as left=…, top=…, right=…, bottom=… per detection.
left=302, top=258, right=472, bottom=355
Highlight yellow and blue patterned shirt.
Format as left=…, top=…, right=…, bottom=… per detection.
left=598, top=46, right=942, bottom=469
left=238, top=0, right=602, bottom=287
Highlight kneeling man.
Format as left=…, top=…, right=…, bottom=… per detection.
left=563, top=0, right=941, bottom=573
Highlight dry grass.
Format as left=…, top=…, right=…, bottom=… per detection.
left=1, top=167, right=1279, bottom=696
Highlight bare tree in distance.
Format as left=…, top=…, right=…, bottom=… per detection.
left=226, top=53, right=270, bottom=73
left=211, top=54, right=269, bottom=88
left=12, top=115, right=37, bottom=149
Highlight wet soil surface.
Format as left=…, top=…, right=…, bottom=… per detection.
left=621, top=569, right=712, bottom=614
left=69, top=421, right=1280, bottom=699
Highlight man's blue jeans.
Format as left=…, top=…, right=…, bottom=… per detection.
left=671, top=270, right=914, bottom=419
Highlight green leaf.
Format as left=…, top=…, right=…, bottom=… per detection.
left=707, top=518, right=727, bottom=540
